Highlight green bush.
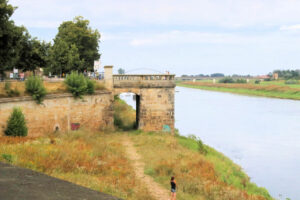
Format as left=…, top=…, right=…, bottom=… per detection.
left=197, top=138, right=207, bottom=155
left=264, top=78, right=272, bottom=81
left=5, top=107, right=28, bottom=137
left=64, top=72, right=88, bottom=98
left=25, top=76, right=47, bottom=104
left=218, top=77, right=235, bottom=83
left=254, top=80, right=261, bottom=84
left=285, top=79, right=299, bottom=84
left=235, top=79, right=247, bottom=83
left=4, top=82, right=20, bottom=97
left=2, top=154, right=13, bottom=163
left=86, top=78, right=96, bottom=94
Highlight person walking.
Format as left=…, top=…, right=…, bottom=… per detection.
left=170, top=176, right=176, bottom=200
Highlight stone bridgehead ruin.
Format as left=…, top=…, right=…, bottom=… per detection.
left=0, top=66, right=175, bottom=136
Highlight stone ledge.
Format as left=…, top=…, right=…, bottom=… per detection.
left=0, top=90, right=111, bottom=104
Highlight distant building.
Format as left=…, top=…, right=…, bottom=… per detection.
left=273, top=73, right=279, bottom=80
left=256, top=75, right=270, bottom=81
left=94, top=60, right=101, bottom=73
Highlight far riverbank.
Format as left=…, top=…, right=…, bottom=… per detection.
left=177, top=81, right=300, bottom=100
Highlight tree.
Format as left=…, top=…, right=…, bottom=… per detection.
left=48, top=40, right=84, bottom=75
left=15, top=32, right=51, bottom=73
left=0, top=0, right=25, bottom=75
left=118, top=68, right=125, bottom=74
left=52, top=16, right=100, bottom=73
left=5, top=107, right=28, bottom=137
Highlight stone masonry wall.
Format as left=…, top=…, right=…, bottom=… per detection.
left=114, top=87, right=175, bottom=132
left=0, top=91, right=113, bottom=137
left=139, top=88, right=174, bottom=132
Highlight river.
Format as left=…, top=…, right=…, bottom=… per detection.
left=120, top=87, right=300, bottom=199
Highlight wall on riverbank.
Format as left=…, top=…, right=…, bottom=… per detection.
left=114, top=88, right=174, bottom=132
left=0, top=91, right=113, bottom=137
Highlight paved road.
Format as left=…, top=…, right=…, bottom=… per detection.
left=0, top=162, right=122, bottom=200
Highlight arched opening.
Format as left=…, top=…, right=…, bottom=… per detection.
left=113, top=92, right=140, bottom=130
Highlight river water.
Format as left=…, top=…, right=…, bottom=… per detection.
left=120, top=88, right=300, bottom=199
left=175, top=86, right=300, bottom=200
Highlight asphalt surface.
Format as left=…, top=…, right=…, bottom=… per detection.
left=0, top=162, right=122, bottom=200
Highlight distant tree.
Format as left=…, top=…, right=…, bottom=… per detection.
left=0, top=0, right=25, bottom=75
left=52, top=16, right=100, bottom=73
left=118, top=68, right=125, bottom=74
left=210, top=73, right=225, bottom=77
left=48, top=40, right=84, bottom=75
left=15, top=32, right=51, bottom=73
left=218, top=77, right=235, bottom=83
left=273, top=69, right=300, bottom=80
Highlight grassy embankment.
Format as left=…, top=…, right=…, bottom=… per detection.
left=0, top=81, right=105, bottom=98
left=177, top=80, right=300, bottom=100
left=0, top=96, right=273, bottom=200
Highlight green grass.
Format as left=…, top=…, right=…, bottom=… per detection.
left=177, top=82, right=300, bottom=100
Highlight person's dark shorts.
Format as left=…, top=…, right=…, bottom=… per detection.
left=171, top=188, right=176, bottom=193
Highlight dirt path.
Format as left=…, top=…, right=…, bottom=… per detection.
left=122, top=137, right=170, bottom=200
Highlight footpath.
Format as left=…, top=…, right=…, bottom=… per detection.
left=122, top=137, right=170, bottom=200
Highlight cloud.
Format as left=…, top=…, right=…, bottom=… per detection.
left=127, top=31, right=268, bottom=46
left=9, top=0, right=300, bottom=29
left=280, top=24, right=300, bottom=31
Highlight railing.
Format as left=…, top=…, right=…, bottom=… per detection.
left=113, top=74, right=175, bottom=81
left=112, top=74, right=176, bottom=88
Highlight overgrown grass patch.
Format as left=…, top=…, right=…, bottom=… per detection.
left=129, top=132, right=272, bottom=200
left=0, top=131, right=154, bottom=200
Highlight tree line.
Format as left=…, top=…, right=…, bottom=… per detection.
left=0, top=0, right=100, bottom=77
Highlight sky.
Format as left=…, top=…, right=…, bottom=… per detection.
left=9, top=0, right=300, bottom=76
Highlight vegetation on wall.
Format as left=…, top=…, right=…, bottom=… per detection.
left=5, top=107, right=28, bottom=137
left=4, top=82, right=20, bottom=97
left=64, top=71, right=96, bottom=98
left=25, top=76, right=47, bottom=104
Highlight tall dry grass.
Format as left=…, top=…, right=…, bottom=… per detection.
left=0, top=131, right=154, bottom=200
left=129, top=132, right=272, bottom=200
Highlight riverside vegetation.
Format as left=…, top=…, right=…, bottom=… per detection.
left=178, top=79, right=300, bottom=100
left=0, top=95, right=273, bottom=200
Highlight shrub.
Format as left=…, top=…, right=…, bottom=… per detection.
left=5, top=107, right=28, bottom=137
left=254, top=80, right=261, bottom=84
left=2, top=154, right=13, bottom=163
left=64, top=72, right=87, bottom=98
left=264, top=78, right=272, bottom=81
left=197, top=138, right=207, bottom=155
left=86, top=78, right=96, bottom=94
left=285, top=79, right=299, bottom=85
left=218, top=77, right=235, bottom=83
left=25, top=76, right=47, bottom=104
left=235, top=79, right=247, bottom=83
left=4, top=82, right=20, bottom=97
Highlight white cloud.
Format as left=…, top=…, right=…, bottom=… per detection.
left=9, top=0, right=300, bottom=28
left=127, top=31, right=271, bottom=46
left=280, top=24, right=300, bottom=31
